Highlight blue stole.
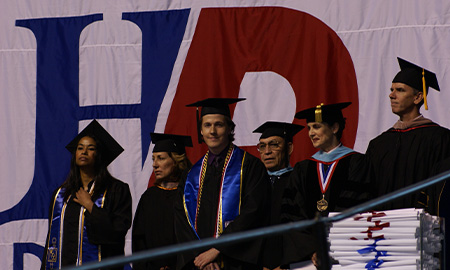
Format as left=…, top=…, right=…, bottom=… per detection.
left=310, top=145, right=355, bottom=163
left=267, top=166, right=293, bottom=176
left=184, top=145, right=245, bottom=238
left=45, top=185, right=106, bottom=269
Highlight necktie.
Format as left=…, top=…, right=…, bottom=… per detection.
left=213, top=156, right=222, bottom=168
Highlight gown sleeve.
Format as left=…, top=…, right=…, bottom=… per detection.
left=279, top=161, right=317, bottom=265
left=174, top=176, right=199, bottom=270
left=338, top=153, right=374, bottom=208
left=132, top=189, right=150, bottom=270
left=132, top=187, right=178, bottom=270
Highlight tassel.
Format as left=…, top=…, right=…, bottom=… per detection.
left=196, top=107, right=202, bottom=143
left=315, top=103, right=324, bottom=122
left=422, top=69, right=428, bottom=110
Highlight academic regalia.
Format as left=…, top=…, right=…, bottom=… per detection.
left=174, top=145, right=270, bottom=270
left=366, top=122, right=450, bottom=215
left=41, top=178, right=132, bottom=269
left=284, top=102, right=371, bottom=218
left=367, top=58, right=450, bottom=268
left=252, top=121, right=304, bottom=269
left=132, top=132, right=192, bottom=270
left=132, top=186, right=179, bottom=270
left=41, top=120, right=131, bottom=270
left=280, top=102, right=372, bottom=265
left=280, top=147, right=371, bottom=265
left=177, top=98, right=269, bottom=269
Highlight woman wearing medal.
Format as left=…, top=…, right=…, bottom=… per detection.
left=280, top=102, right=371, bottom=268
left=41, top=120, right=132, bottom=270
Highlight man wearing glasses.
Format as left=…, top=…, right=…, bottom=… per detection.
left=253, top=121, right=304, bottom=270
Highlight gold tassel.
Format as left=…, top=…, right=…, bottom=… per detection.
left=315, top=103, right=324, bottom=122
left=196, top=107, right=202, bottom=143
left=422, top=69, right=428, bottom=110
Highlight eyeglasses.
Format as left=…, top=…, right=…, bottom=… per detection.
left=257, top=141, right=282, bottom=152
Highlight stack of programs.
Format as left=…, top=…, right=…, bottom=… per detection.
left=328, top=208, right=443, bottom=270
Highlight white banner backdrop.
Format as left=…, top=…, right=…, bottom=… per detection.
left=1, top=0, right=449, bottom=269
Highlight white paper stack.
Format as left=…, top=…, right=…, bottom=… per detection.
left=328, top=208, right=443, bottom=270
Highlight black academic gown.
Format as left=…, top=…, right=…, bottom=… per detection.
left=280, top=152, right=371, bottom=264
left=174, top=147, right=270, bottom=270
left=366, top=123, right=450, bottom=215
left=262, top=170, right=292, bottom=269
left=41, top=178, right=132, bottom=270
left=132, top=186, right=178, bottom=270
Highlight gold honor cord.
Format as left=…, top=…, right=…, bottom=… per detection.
left=216, top=145, right=234, bottom=236
left=238, top=152, right=246, bottom=214
left=422, top=69, right=428, bottom=110
left=98, top=189, right=107, bottom=261
left=59, top=196, right=69, bottom=269
left=192, top=145, right=234, bottom=236
left=77, top=184, right=95, bottom=265
left=437, top=181, right=446, bottom=216
left=79, top=208, right=86, bottom=265
left=77, top=182, right=106, bottom=264
left=194, top=152, right=209, bottom=231
left=183, top=195, right=194, bottom=229
left=46, top=188, right=62, bottom=269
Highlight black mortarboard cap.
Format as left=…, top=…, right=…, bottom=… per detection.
left=253, top=121, right=304, bottom=142
left=393, top=57, right=440, bottom=92
left=186, top=98, right=246, bottom=143
left=150, top=133, right=193, bottom=154
left=66, top=120, right=124, bottom=166
left=295, top=102, right=351, bottom=124
left=186, top=98, right=246, bottom=118
left=393, top=57, right=440, bottom=110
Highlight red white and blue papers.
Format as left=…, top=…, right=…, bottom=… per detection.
left=328, top=208, right=443, bottom=269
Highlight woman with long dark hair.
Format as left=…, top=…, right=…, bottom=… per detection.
left=132, top=133, right=192, bottom=270
left=41, top=120, right=132, bottom=269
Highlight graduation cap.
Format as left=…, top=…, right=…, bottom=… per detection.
left=186, top=98, right=246, bottom=143
left=150, top=133, right=193, bottom=154
left=186, top=98, right=246, bottom=118
left=295, top=102, right=351, bottom=124
left=66, top=120, right=124, bottom=166
left=393, top=57, right=440, bottom=110
left=253, top=121, right=304, bottom=143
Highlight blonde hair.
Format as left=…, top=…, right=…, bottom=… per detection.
left=154, top=152, right=192, bottom=185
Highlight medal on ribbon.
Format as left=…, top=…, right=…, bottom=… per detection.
left=316, top=161, right=338, bottom=212
left=317, top=194, right=328, bottom=212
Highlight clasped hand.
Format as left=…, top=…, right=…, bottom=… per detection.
left=73, top=188, right=94, bottom=213
left=194, top=248, right=220, bottom=270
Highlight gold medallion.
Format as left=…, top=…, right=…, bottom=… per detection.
left=317, top=194, right=328, bottom=212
